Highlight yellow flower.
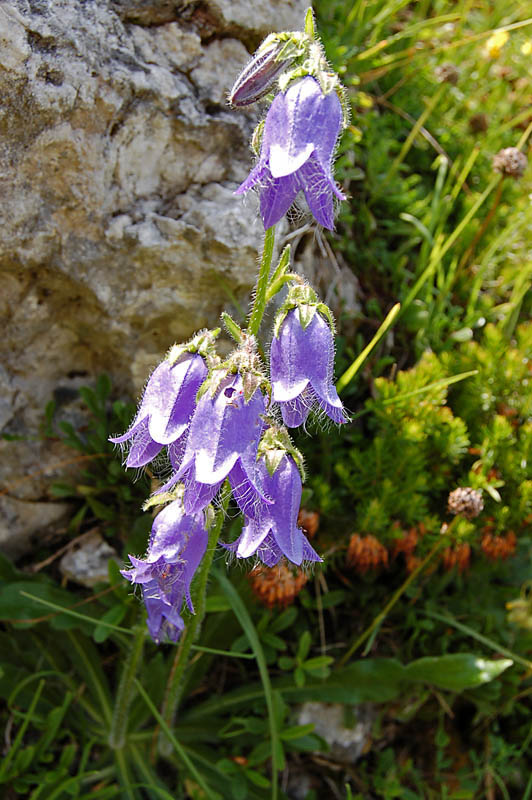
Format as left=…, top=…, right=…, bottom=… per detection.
left=521, top=40, right=532, bottom=56
left=485, top=29, right=510, bottom=59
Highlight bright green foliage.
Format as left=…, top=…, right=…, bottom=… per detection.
left=308, top=322, right=531, bottom=570
left=1, top=0, right=531, bottom=798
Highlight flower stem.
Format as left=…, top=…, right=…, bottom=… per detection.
left=248, top=226, right=276, bottom=336
left=338, top=527, right=452, bottom=667
left=108, top=625, right=146, bottom=749
left=159, top=487, right=231, bottom=754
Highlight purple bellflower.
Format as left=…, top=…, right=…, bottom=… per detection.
left=226, top=452, right=321, bottom=567
left=110, top=353, right=207, bottom=468
left=121, top=499, right=207, bottom=643
left=271, top=307, right=347, bottom=428
left=162, top=373, right=269, bottom=516
left=235, top=76, right=344, bottom=230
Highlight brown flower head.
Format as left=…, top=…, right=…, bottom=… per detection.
left=297, top=508, right=320, bottom=538
left=347, top=534, right=389, bottom=575
left=481, top=530, right=517, bottom=561
left=248, top=562, right=308, bottom=608
left=442, top=542, right=471, bottom=573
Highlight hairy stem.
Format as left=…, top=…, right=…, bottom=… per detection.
left=159, top=486, right=231, bottom=754
left=248, top=226, right=276, bottom=336
left=108, top=625, right=146, bottom=749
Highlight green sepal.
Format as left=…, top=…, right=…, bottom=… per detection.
left=270, top=244, right=292, bottom=286
left=196, top=334, right=270, bottom=404
left=166, top=328, right=220, bottom=367
left=317, top=302, right=336, bottom=333
left=258, top=425, right=306, bottom=481
left=196, top=366, right=233, bottom=402
left=222, top=312, right=244, bottom=344
left=273, top=282, right=336, bottom=336
left=251, top=119, right=265, bottom=156
left=142, top=484, right=184, bottom=511
left=304, top=7, right=316, bottom=38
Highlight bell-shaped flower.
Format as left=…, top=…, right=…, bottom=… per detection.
left=110, top=353, right=207, bottom=468
left=121, top=499, right=207, bottom=643
left=164, top=373, right=268, bottom=515
left=224, top=429, right=321, bottom=566
left=270, top=308, right=347, bottom=428
left=235, top=76, right=344, bottom=230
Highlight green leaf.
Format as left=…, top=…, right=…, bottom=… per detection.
left=297, top=630, right=311, bottom=661
left=270, top=606, right=297, bottom=633
left=245, top=769, right=270, bottom=789
left=261, top=632, right=286, bottom=651
left=294, top=667, right=306, bottom=688
left=404, top=655, right=513, bottom=691
left=86, top=497, right=115, bottom=521
left=279, top=723, right=315, bottom=741
left=92, top=605, right=127, bottom=643
left=278, top=657, right=295, bottom=671
left=205, top=595, right=232, bottom=613
left=303, top=656, right=334, bottom=671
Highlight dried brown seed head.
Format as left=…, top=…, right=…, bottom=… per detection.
left=448, top=487, right=484, bottom=519
left=493, top=147, right=528, bottom=179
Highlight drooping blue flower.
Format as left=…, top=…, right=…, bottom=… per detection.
left=225, top=452, right=321, bottom=566
left=270, top=308, right=347, bottom=428
left=110, top=353, right=207, bottom=468
left=121, top=499, right=207, bottom=643
left=161, top=373, right=269, bottom=515
left=235, top=76, right=344, bottom=230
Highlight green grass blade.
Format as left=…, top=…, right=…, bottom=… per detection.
left=337, top=303, right=401, bottom=395
left=134, top=679, right=220, bottom=800
left=423, top=610, right=532, bottom=671
left=0, top=678, right=44, bottom=780
left=215, top=569, right=280, bottom=800
left=19, top=591, right=133, bottom=635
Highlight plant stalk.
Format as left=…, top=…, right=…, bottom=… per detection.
left=248, top=226, right=276, bottom=336
left=338, top=526, right=453, bottom=667
left=108, top=625, right=146, bottom=749
left=159, top=486, right=231, bottom=754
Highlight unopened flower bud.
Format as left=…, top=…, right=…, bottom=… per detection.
left=229, top=39, right=292, bottom=107
left=493, top=147, right=528, bottom=179
left=447, top=487, right=484, bottom=519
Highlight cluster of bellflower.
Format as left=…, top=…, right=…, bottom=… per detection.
left=112, top=10, right=348, bottom=643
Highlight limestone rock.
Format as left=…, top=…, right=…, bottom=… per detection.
left=0, top=0, right=306, bottom=557
left=60, top=531, right=121, bottom=587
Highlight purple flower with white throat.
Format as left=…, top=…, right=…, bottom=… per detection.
left=235, top=76, right=345, bottom=230
left=270, top=298, right=347, bottom=428
left=163, top=371, right=268, bottom=515
left=110, top=331, right=218, bottom=468
left=224, top=426, right=321, bottom=566
left=121, top=498, right=207, bottom=643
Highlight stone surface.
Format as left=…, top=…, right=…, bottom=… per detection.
left=60, top=531, right=121, bottom=587
left=0, top=0, right=307, bottom=557
left=296, top=702, right=374, bottom=763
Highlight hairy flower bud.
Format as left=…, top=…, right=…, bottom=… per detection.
left=229, top=39, right=293, bottom=107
